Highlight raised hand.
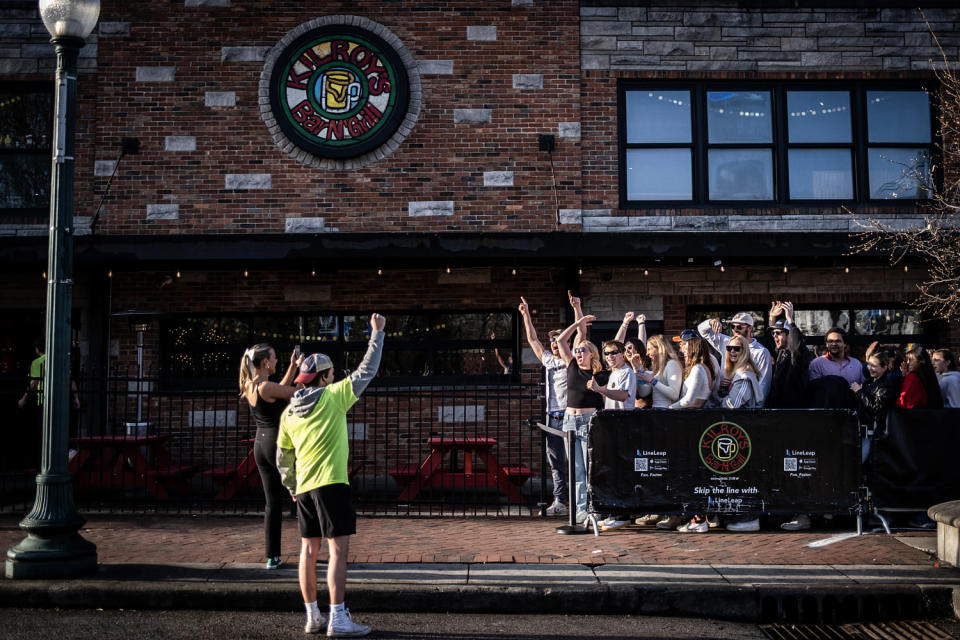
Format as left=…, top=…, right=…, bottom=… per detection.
left=769, top=300, right=784, bottom=319
left=370, top=313, right=386, bottom=332
left=518, top=296, right=530, bottom=317
left=579, top=314, right=596, bottom=326
left=709, top=318, right=722, bottom=334
left=636, top=314, right=646, bottom=324
left=623, top=311, right=635, bottom=324
left=865, top=340, right=879, bottom=359
left=782, top=301, right=795, bottom=324
left=567, top=289, right=581, bottom=309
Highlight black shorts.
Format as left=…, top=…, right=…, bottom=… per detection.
left=296, top=483, right=356, bottom=539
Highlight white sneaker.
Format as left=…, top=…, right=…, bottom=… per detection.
left=327, top=609, right=370, bottom=637
left=780, top=514, right=811, bottom=531
left=655, top=515, right=682, bottom=530
left=707, top=515, right=720, bottom=529
left=677, top=518, right=709, bottom=533
left=575, top=510, right=589, bottom=524
left=726, top=517, right=760, bottom=532
left=634, top=514, right=660, bottom=526
left=545, top=500, right=568, bottom=516
left=598, top=518, right=628, bottom=531
left=304, top=616, right=327, bottom=634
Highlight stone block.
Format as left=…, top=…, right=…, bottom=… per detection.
left=419, top=60, right=453, bottom=75
left=205, top=91, right=236, bottom=107
left=94, top=160, right=117, bottom=177
left=511, top=0, right=533, bottom=7
left=558, top=209, right=582, bottom=225
left=882, top=56, right=910, bottom=70
left=0, top=23, right=31, bottom=37
left=644, top=41, right=695, bottom=56
left=146, top=204, right=179, bottom=220
left=466, top=25, right=497, bottom=41
left=224, top=174, right=271, bottom=190
left=581, top=21, right=632, bottom=36
left=409, top=201, right=454, bottom=217
left=0, top=59, right=37, bottom=74
left=185, top=0, right=230, bottom=6
left=581, top=7, right=617, bottom=18
left=164, top=136, right=197, bottom=152
left=453, top=109, right=492, bottom=124
left=805, top=22, right=864, bottom=37
left=618, top=8, right=646, bottom=21
left=582, top=55, right=609, bottom=70
left=629, top=26, right=675, bottom=38
left=684, top=12, right=760, bottom=27
left=801, top=52, right=842, bottom=66
left=136, top=66, right=175, bottom=82
left=99, top=22, right=130, bottom=36
left=221, top=46, right=270, bottom=62
left=512, top=74, right=543, bottom=90
left=616, top=40, right=645, bottom=51
left=284, top=218, right=327, bottom=233
left=483, top=171, right=514, bottom=187
left=558, top=122, right=580, bottom=138
left=583, top=36, right=616, bottom=50
left=675, top=27, right=722, bottom=41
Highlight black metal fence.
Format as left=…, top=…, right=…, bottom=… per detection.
left=0, top=375, right=548, bottom=517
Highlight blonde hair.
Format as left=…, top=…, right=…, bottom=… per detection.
left=574, top=337, right=603, bottom=375
left=238, top=343, right=273, bottom=392
left=646, top=334, right=680, bottom=376
left=683, top=336, right=716, bottom=388
left=723, top=335, right=759, bottom=378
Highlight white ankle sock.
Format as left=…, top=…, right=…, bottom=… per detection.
left=305, top=601, right=322, bottom=619
left=330, top=602, right=345, bottom=617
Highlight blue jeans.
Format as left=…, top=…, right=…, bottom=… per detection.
left=546, top=415, right=568, bottom=501
left=562, top=413, right=591, bottom=515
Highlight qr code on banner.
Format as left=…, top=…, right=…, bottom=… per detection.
left=783, top=457, right=798, bottom=472
left=634, top=458, right=648, bottom=472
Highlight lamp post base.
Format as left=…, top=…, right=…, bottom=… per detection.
left=6, top=532, right=97, bottom=579
left=555, top=524, right=590, bottom=535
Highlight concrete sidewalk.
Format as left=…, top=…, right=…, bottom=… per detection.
left=2, top=514, right=959, bottom=622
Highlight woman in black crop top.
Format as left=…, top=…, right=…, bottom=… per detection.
left=553, top=313, right=607, bottom=520
left=239, top=343, right=302, bottom=570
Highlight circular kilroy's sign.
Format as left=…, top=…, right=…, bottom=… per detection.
left=261, top=18, right=417, bottom=165
left=699, top=421, right=752, bottom=475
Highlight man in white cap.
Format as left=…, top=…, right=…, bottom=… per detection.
left=698, top=311, right=772, bottom=404
left=277, top=313, right=385, bottom=637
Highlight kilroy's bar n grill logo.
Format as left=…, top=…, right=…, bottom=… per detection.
left=268, top=25, right=409, bottom=159
left=699, top=421, right=752, bottom=475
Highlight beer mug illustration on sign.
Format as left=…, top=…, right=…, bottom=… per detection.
left=319, top=68, right=362, bottom=114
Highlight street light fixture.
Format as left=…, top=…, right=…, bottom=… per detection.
left=5, top=0, right=100, bottom=579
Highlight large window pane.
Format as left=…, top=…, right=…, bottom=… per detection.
left=302, top=315, right=339, bottom=343
left=868, top=148, right=931, bottom=199
left=707, top=91, right=772, bottom=143
left=788, top=149, right=853, bottom=200
left=792, top=310, right=849, bottom=335
left=346, top=349, right=427, bottom=377
left=0, top=155, right=49, bottom=209
left=787, top=91, right=852, bottom=143
left=626, top=149, right=691, bottom=200
left=708, top=149, right=774, bottom=200
left=854, top=309, right=922, bottom=336
left=250, top=316, right=300, bottom=344
left=867, top=91, right=931, bottom=143
left=0, top=90, right=51, bottom=148
left=625, top=90, right=691, bottom=143
left=433, top=312, right=511, bottom=341
left=435, top=349, right=512, bottom=376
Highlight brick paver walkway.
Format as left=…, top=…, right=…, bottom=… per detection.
left=0, top=515, right=936, bottom=567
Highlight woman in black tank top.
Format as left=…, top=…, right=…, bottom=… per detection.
left=239, top=343, right=302, bottom=570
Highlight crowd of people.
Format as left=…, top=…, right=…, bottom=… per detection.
left=520, top=294, right=960, bottom=535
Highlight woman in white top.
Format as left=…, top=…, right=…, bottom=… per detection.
left=714, top=334, right=763, bottom=409
left=637, top=334, right=682, bottom=408
left=669, top=331, right=716, bottom=410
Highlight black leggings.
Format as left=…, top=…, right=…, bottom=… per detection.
left=253, top=428, right=288, bottom=559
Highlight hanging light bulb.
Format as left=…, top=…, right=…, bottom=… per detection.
left=720, top=265, right=725, bottom=273
left=176, top=270, right=181, bottom=279
left=783, top=265, right=788, bottom=273
left=445, top=266, right=451, bottom=274
left=107, top=270, right=113, bottom=278
left=511, top=267, right=517, bottom=276
left=311, top=267, right=316, bottom=277
left=903, top=265, right=909, bottom=273
left=644, top=269, right=649, bottom=276
left=244, top=269, right=249, bottom=278
left=377, top=268, right=383, bottom=276
left=844, top=266, right=850, bottom=274
left=42, top=271, right=47, bottom=280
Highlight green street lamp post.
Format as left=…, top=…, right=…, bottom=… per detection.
left=5, top=0, right=100, bottom=579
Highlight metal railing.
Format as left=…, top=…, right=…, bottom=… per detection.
left=0, top=375, right=548, bottom=517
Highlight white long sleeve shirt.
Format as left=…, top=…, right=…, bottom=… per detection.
left=697, top=319, right=771, bottom=405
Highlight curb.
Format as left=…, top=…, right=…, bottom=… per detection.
left=1, top=579, right=956, bottom=623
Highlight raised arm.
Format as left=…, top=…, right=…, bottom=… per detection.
left=260, top=349, right=305, bottom=401
left=615, top=311, right=635, bottom=343
left=518, top=297, right=546, bottom=361
left=556, top=314, right=595, bottom=366
left=636, top=314, right=647, bottom=345
left=568, top=290, right=586, bottom=343
left=348, top=313, right=386, bottom=397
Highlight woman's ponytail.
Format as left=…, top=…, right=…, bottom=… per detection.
left=238, top=343, right=273, bottom=392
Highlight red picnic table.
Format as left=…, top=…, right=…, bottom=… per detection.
left=69, top=435, right=196, bottom=499
left=389, top=436, right=532, bottom=503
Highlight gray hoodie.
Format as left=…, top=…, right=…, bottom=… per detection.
left=938, top=370, right=960, bottom=408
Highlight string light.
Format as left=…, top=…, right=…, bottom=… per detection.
left=107, top=270, right=112, bottom=278
left=311, top=267, right=316, bottom=277
left=720, top=265, right=725, bottom=273
left=42, top=271, right=47, bottom=280
left=445, top=266, right=451, bottom=274
left=176, top=270, right=181, bottom=279
left=377, top=268, right=383, bottom=276
left=844, top=266, right=850, bottom=274
left=243, top=269, right=249, bottom=278
left=903, top=265, right=909, bottom=273
left=643, top=269, right=649, bottom=276
left=783, top=265, right=788, bottom=273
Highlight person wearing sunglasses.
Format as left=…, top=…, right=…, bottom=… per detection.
left=553, top=314, right=607, bottom=523
left=517, top=296, right=569, bottom=517
left=759, top=301, right=813, bottom=409
left=714, top=335, right=763, bottom=410
left=698, top=311, right=771, bottom=404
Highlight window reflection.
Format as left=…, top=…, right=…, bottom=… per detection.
left=867, top=91, right=931, bottom=143
left=787, top=91, right=852, bottom=143
left=868, top=148, right=931, bottom=199
left=854, top=309, right=922, bottom=335
left=625, top=90, right=691, bottom=143
left=788, top=149, right=853, bottom=200
left=708, top=149, right=774, bottom=200
left=792, top=310, right=850, bottom=335
left=707, top=91, right=772, bottom=144
left=626, top=149, right=692, bottom=200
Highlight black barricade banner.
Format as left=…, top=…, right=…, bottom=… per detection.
left=588, top=409, right=860, bottom=515
left=870, top=408, right=960, bottom=509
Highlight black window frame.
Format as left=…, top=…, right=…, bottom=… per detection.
left=619, top=79, right=938, bottom=209
left=0, top=82, right=53, bottom=215
left=158, top=309, right=521, bottom=389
